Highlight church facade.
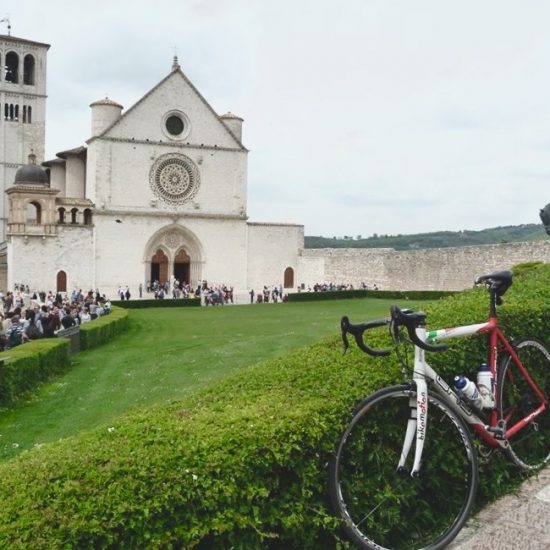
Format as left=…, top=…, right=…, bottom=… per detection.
left=2, top=33, right=303, bottom=297
left=3, top=32, right=550, bottom=297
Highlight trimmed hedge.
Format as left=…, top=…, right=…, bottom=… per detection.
left=0, top=264, right=549, bottom=547
left=79, top=306, right=130, bottom=350
left=288, top=289, right=456, bottom=302
left=0, top=338, right=71, bottom=407
left=113, top=298, right=201, bottom=309
left=0, top=307, right=129, bottom=406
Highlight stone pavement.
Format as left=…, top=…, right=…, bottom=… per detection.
left=449, top=465, right=550, bottom=549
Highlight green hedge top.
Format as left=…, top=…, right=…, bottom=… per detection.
left=112, top=298, right=201, bottom=309
left=287, top=289, right=457, bottom=302
left=0, top=263, right=548, bottom=547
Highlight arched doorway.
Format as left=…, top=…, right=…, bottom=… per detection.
left=144, top=225, right=204, bottom=289
left=57, top=270, right=67, bottom=292
left=151, top=249, right=169, bottom=284
left=284, top=267, right=294, bottom=288
left=174, top=248, right=190, bottom=284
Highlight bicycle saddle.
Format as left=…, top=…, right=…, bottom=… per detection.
left=475, top=270, right=513, bottom=298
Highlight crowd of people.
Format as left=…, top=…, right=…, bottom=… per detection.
left=0, top=286, right=112, bottom=351
left=249, top=285, right=286, bottom=304
left=304, top=281, right=379, bottom=292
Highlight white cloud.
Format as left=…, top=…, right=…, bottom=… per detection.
left=4, top=0, right=550, bottom=236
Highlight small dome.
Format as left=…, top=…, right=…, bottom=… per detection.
left=14, top=153, right=48, bottom=185
left=220, top=111, right=243, bottom=121
left=89, top=97, right=123, bottom=109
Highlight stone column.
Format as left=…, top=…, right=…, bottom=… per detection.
left=190, top=260, right=203, bottom=287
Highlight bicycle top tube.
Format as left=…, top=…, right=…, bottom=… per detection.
left=426, top=319, right=495, bottom=343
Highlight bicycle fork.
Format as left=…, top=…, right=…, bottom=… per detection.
left=397, top=336, right=428, bottom=477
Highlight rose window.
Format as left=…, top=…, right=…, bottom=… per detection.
left=150, top=154, right=200, bottom=205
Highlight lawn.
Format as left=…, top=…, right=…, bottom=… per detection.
left=0, top=298, right=424, bottom=461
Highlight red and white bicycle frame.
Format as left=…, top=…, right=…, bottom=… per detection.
left=399, top=317, right=548, bottom=477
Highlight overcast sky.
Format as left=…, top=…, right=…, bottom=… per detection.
left=4, top=0, right=550, bottom=237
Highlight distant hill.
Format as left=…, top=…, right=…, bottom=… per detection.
left=305, top=224, right=547, bottom=250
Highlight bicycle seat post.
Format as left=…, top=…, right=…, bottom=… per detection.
left=489, top=286, right=498, bottom=319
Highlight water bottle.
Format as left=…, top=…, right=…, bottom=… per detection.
left=476, top=363, right=495, bottom=409
left=454, top=375, right=482, bottom=409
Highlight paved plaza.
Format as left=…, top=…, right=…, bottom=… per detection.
left=450, top=466, right=550, bottom=549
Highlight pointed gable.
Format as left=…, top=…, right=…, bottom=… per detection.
left=91, top=67, right=246, bottom=151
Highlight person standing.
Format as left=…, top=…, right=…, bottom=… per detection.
left=249, top=289, right=254, bottom=304
left=139, top=283, right=143, bottom=298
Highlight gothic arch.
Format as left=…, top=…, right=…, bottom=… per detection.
left=26, top=200, right=42, bottom=224
left=23, top=54, right=35, bottom=85
left=284, top=267, right=295, bottom=288
left=83, top=208, right=93, bottom=225
left=143, top=224, right=204, bottom=287
left=5, top=51, right=19, bottom=83
left=57, top=270, right=67, bottom=292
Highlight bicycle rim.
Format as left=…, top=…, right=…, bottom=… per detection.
left=329, top=385, right=478, bottom=550
left=498, top=338, right=550, bottom=470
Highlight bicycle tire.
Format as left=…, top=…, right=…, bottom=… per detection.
left=497, top=338, right=550, bottom=470
left=329, top=384, right=478, bottom=550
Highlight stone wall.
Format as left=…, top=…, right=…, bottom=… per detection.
left=298, top=241, right=550, bottom=290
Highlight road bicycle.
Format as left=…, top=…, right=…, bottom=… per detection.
left=329, top=270, right=550, bottom=550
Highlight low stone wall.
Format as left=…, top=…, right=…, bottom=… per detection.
left=298, top=241, right=550, bottom=290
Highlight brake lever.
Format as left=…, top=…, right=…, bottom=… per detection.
left=341, top=316, right=351, bottom=354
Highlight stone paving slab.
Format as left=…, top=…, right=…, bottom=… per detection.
left=449, top=466, right=550, bottom=549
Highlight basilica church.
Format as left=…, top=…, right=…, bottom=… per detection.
left=0, top=32, right=304, bottom=297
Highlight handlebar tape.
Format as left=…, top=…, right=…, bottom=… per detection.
left=341, top=316, right=391, bottom=357
left=390, top=306, right=448, bottom=352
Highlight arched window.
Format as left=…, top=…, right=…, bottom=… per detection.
left=284, top=267, right=295, bottom=288
left=27, top=105, right=32, bottom=123
left=3, top=104, right=7, bottom=120
left=23, top=54, right=35, bottom=85
left=22, top=105, right=27, bottom=123
left=71, top=208, right=78, bottom=224
left=14, top=104, right=19, bottom=121
left=5, top=52, right=18, bottom=83
left=58, top=207, right=66, bottom=224
left=26, top=201, right=42, bottom=224
left=83, top=208, right=93, bottom=225
left=9, top=104, right=14, bottom=120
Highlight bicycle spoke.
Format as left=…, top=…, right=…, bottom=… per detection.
left=330, top=386, right=477, bottom=550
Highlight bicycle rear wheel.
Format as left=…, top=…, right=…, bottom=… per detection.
left=498, top=338, right=550, bottom=470
left=329, top=385, right=478, bottom=550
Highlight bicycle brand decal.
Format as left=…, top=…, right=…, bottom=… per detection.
left=417, top=391, right=427, bottom=441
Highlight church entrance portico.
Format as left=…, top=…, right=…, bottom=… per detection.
left=144, top=224, right=204, bottom=288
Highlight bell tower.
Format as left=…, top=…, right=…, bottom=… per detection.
left=0, top=28, right=50, bottom=241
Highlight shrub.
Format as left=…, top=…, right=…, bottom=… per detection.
left=113, top=298, right=201, bottom=309
left=0, top=265, right=549, bottom=546
left=0, top=308, right=129, bottom=406
left=0, top=339, right=71, bottom=406
left=79, top=306, right=130, bottom=350
left=288, top=289, right=455, bottom=302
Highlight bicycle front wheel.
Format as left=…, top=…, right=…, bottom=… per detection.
left=498, top=338, right=550, bottom=470
left=329, top=385, right=478, bottom=550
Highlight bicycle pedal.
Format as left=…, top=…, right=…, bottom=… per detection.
left=396, top=466, right=408, bottom=476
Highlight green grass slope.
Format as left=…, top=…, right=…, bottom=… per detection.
left=0, top=299, right=398, bottom=462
